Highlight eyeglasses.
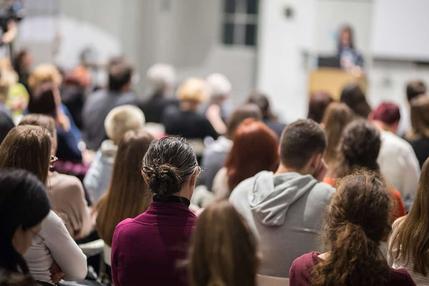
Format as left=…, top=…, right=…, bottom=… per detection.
left=50, top=155, right=58, bottom=164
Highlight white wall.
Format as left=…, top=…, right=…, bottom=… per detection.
left=257, top=0, right=317, bottom=122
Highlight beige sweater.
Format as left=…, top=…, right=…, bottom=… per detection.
left=47, top=172, right=93, bottom=239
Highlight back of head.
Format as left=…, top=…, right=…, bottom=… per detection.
left=96, top=129, right=154, bottom=245
left=189, top=200, right=257, bottom=286
left=247, top=91, right=273, bottom=120
left=340, top=84, right=371, bottom=118
left=410, top=95, right=429, bottom=138
left=308, top=91, right=334, bottom=123
left=371, top=102, right=401, bottom=126
left=336, top=120, right=380, bottom=177
left=226, top=103, right=262, bottom=138
left=226, top=119, right=279, bottom=190
left=107, top=57, right=133, bottom=92
left=0, top=125, right=51, bottom=184
left=0, top=169, right=50, bottom=273
left=147, top=63, right=176, bottom=93
left=406, top=80, right=426, bottom=103
left=19, top=114, right=56, bottom=138
left=177, top=78, right=208, bottom=104
left=104, top=105, right=145, bottom=144
left=142, top=137, right=199, bottom=196
left=391, top=157, right=429, bottom=275
left=28, top=64, right=62, bottom=93
left=279, top=119, right=326, bottom=170
left=206, top=73, right=232, bottom=99
left=312, top=171, right=391, bottom=286
left=322, top=103, right=354, bottom=164
left=27, top=82, right=57, bottom=118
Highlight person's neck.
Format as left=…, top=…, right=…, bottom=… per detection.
left=180, top=101, right=198, bottom=112
left=372, top=120, right=396, bottom=133
left=276, top=164, right=304, bottom=175
left=175, top=187, right=193, bottom=200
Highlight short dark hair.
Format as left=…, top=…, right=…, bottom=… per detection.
left=308, top=91, right=334, bottom=123
left=0, top=169, right=50, bottom=274
left=406, top=80, right=426, bottom=103
left=27, top=82, right=57, bottom=118
left=335, top=120, right=381, bottom=178
left=142, top=137, right=199, bottom=196
left=108, top=57, right=133, bottom=91
left=280, top=119, right=326, bottom=169
left=340, top=84, right=371, bottom=118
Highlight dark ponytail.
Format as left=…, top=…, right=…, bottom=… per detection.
left=312, top=171, right=391, bottom=286
left=142, top=137, right=199, bottom=196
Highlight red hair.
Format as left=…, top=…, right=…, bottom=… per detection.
left=226, top=118, right=279, bottom=190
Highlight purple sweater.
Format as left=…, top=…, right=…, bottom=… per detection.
left=111, top=201, right=197, bottom=286
left=289, top=252, right=415, bottom=286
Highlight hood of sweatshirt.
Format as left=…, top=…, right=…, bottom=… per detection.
left=248, top=171, right=319, bottom=227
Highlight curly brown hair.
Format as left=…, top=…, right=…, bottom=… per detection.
left=334, top=120, right=381, bottom=178
left=312, top=171, right=392, bottom=286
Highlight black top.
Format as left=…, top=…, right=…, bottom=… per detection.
left=161, top=106, right=218, bottom=140
left=137, top=93, right=178, bottom=123
left=410, top=136, right=429, bottom=168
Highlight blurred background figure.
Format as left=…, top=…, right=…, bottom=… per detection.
left=247, top=90, right=286, bottom=137
left=83, top=57, right=136, bottom=151
left=137, top=63, right=177, bottom=124
left=204, top=73, right=233, bottom=135
left=337, top=24, right=364, bottom=72
left=307, top=91, right=334, bottom=124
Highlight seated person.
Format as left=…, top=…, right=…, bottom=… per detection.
left=289, top=172, right=414, bottom=286
left=162, top=78, right=218, bottom=140
left=137, top=63, right=178, bottom=123
left=229, top=119, right=335, bottom=277
left=84, top=105, right=145, bottom=203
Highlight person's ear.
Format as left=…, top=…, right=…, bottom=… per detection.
left=309, top=153, right=323, bottom=169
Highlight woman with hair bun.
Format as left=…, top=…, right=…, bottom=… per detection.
left=111, top=136, right=200, bottom=286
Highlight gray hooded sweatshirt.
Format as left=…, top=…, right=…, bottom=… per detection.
left=229, top=171, right=335, bottom=277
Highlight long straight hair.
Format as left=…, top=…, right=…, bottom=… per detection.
left=0, top=125, right=51, bottom=184
left=189, top=201, right=258, bottom=286
left=96, top=130, right=154, bottom=246
left=390, top=157, right=429, bottom=275
left=321, top=103, right=354, bottom=168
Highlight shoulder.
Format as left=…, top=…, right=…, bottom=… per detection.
left=49, top=173, right=84, bottom=195
left=382, top=132, right=415, bottom=153
left=289, top=252, right=319, bottom=283
left=40, top=211, right=68, bottom=235
left=313, top=180, right=336, bottom=198
left=229, top=176, right=256, bottom=204
left=389, top=268, right=415, bottom=285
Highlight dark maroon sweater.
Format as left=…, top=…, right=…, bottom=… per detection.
left=289, top=252, right=415, bottom=286
left=111, top=200, right=197, bottom=286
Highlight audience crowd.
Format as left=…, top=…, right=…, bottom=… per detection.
left=0, top=49, right=429, bottom=286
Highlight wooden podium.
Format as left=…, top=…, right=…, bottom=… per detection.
left=308, top=68, right=366, bottom=100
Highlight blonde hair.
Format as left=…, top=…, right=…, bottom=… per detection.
left=28, top=64, right=62, bottom=92
left=177, top=78, right=208, bottom=103
left=104, top=105, right=145, bottom=144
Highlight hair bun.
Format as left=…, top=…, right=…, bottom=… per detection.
left=142, top=164, right=182, bottom=196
